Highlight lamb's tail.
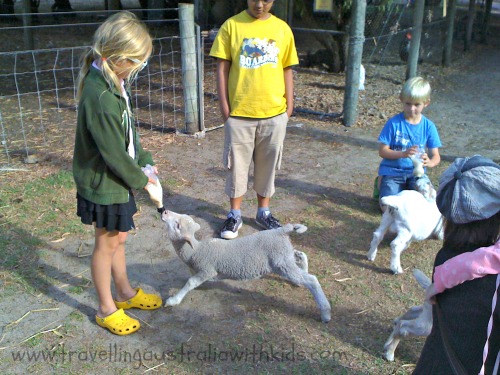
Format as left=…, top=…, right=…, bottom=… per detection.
left=413, top=269, right=431, bottom=289
left=282, top=223, right=308, bottom=234
left=293, top=224, right=307, bottom=233
left=380, top=195, right=402, bottom=210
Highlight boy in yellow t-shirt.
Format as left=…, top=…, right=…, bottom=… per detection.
left=210, top=0, right=299, bottom=240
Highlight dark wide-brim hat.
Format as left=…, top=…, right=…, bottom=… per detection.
left=436, top=155, right=500, bottom=224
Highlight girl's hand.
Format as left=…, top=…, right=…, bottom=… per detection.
left=141, top=164, right=159, bottom=188
left=147, top=168, right=158, bottom=185
left=152, top=166, right=158, bottom=175
left=146, top=176, right=157, bottom=186
left=144, top=174, right=164, bottom=208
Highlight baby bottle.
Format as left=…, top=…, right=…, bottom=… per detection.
left=410, top=147, right=425, bottom=177
left=142, top=164, right=164, bottom=209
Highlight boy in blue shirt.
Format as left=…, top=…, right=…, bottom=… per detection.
left=377, top=77, right=442, bottom=210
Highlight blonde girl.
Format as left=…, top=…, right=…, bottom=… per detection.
left=73, top=11, right=161, bottom=336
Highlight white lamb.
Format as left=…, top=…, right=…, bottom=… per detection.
left=383, top=269, right=433, bottom=361
left=161, top=210, right=331, bottom=323
left=367, top=187, right=443, bottom=274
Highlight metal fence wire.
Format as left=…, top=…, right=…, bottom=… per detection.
left=0, top=36, right=184, bottom=167
left=0, top=1, right=470, bottom=168
left=198, top=1, right=449, bottom=120
left=0, top=5, right=187, bottom=168
left=199, top=1, right=448, bottom=70
left=363, top=2, right=447, bottom=67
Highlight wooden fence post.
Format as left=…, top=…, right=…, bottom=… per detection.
left=443, top=0, right=458, bottom=67
left=343, top=0, right=366, bottom=127
left=465, top=0, right=476, bottom=51
left=22, top=0, right=34, bottom=50
left=179, top=3, right=200, bottom=134
left=406, top=0, right=425, bottom=80
left=480, top=0, right=493, bottom=44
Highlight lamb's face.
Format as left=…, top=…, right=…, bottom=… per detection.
left=161, top=210, right=200, bottom=241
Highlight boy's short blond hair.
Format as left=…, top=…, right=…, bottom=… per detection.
left=400, top=76, right=431, bottom=103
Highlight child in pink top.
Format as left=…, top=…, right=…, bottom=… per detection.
left=426, top=240, right=500, bottom=300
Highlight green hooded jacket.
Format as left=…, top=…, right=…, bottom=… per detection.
left=72, top=65, right=154, bottom=205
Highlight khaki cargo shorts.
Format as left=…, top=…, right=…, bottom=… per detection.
left=223, top=112, right=288, bottom=198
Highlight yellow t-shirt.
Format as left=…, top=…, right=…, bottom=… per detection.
left=209, top=11, right=299, bottom=118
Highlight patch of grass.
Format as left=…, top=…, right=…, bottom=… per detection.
left=195, top=204, right=212, bottom=212
left=0, top=169, right=85, bottom=239
left=0, top=225, right=67, bottom=301
left=68, top=286, right=85, bottom=295
left=24, top=335, right=44, bottom=348
left=0, top=227, right=43, bottom=290
left=0, top=272, right=38, bottom=298
left=162, top=177, right=184, bottom=189
left=50, top=361, right=72, bottom=372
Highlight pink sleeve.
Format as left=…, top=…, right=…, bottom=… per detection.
left=434, top=241, right=500, bottom=293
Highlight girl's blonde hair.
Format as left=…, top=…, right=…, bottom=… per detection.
left=76, top=11, right=152, bottom=99
left=400, top=76, right=431, bottom=103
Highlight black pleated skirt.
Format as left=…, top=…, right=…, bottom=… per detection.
left=76, top=192, right=137, bottom=233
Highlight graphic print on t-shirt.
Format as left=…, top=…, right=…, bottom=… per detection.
left=392, top=129, right=412, bottom=151
left=239, top=38, right=279, bottom=69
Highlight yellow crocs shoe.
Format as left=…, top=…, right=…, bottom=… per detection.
left=114, top=288, right=162, bottom=310
left=96, top=308, right=140, bottom=336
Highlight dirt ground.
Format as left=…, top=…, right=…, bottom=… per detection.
left=1, top=26, right=499, bottom=375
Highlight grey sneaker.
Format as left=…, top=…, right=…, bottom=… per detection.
left=220, top=215, right=243, bottom=239
left=255, top=211, right=282, bottom=230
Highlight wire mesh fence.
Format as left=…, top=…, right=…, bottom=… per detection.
left=0, top=3, right=194, bottom=169
left=0, top=1, right=479, bottom=168
left=197, top=1, right=450, bottom=120
left=364, top=2, right=447, bottom=68
left=0, top=33, right=186, bottom=168
left=200, top=31, right=223, bottom=131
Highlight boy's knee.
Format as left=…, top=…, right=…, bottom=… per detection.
left=379, top=175, right=406, bottom=198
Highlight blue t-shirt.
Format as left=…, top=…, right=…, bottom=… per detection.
left=378, top=112, right=442, bottom=176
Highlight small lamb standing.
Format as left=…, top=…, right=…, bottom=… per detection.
left=161, top=210, right=331, bottom=323
left=383, top=269, right=432, bottom=361
left=367, top=189, right=443, bottom=274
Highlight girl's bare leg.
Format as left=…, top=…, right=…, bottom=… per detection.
left=92, top=228, right=136, bottom=317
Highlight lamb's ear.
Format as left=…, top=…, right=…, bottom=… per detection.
left=183, top=233, right=195, bottom=245
left=180, top=217, right=200, bottom=245
left=184, top=222, right=200, bottom=242
left=191, top=221, right=201, bottom=233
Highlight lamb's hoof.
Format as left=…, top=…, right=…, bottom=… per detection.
left=321, top=310, right=331, bottom=323
left=391, top=266, right=404, bottom=274
left=367, top=250, right=377, bottom=261
left=384, top=351, right=395, bottom=362
left=164, top=297, right=179, bottom=307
